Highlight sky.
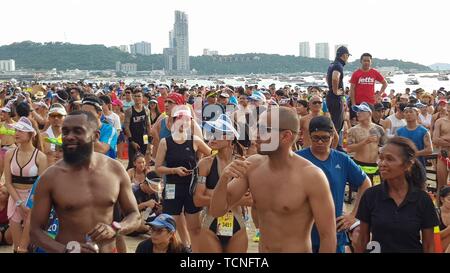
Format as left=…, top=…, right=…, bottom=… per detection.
left=1, top=0, right=449, bottom=65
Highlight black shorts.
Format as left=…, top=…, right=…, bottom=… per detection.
left=113, top=203, right=123, bottom=222
left=0, top=224, right=9, bottom=246
left=162, top=183, right=201, bottom=215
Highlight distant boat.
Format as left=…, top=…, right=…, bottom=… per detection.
left=438, top=74, right=449, bottom=81
left=386, top=77, right=394, bottom=84
left=405, top=76, right=419, bottom=85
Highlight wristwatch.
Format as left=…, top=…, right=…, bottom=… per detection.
left=111, top=221, right=122, bottom=237
left=15, top=199, right=24, bottom=207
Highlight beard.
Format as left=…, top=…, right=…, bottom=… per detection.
left=62, top=141, right=94, bottom=165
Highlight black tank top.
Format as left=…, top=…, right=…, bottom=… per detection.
left=129, top=106, right=147, bottom=143
left=205, top=157, right=220, bottom=190
left=165, top=136, right=196, bottom=184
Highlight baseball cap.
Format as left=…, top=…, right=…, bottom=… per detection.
left=166, top=92, right=185, bottom=105
left=382, top=97, right=391, bottom=103
left=81, top=96, right=104, bottom=112
left=373, top=103, right=384, bottom=111
left=309, top=116, right=335, bottom=134
left=48, top=103, right=67, bottom=116
left=171, top=108, right=192, bottom=118
left=111, top=99, right=123, bottom=107
left=204, top=114, right=240, bottom=139
left=336, top=46, right=351, bottom=57
left=352, top=102, right=372, bottom=113
left=219, top=92, right=230, bottom=98
left=0, top=106, right=11, bottom=113
left=248, top=91, right=266, bottom=102
left=415, top=102, right=427, bottom=108
left=439, top=185, right=450, bottom=198
left=438, top=99, right=448, bottom=105
left=145, top=172, right=162, bottom=192
left=148, top=213, right=176, bottom=232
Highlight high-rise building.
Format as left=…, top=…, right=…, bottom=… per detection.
left=130, top=41, right=151, bottom=56
left=164, top=11, right=190, bottom=73
left=173, top=11, right=189, bottom=72
left=334, top=44, right=349, bottom=56
left=163, top=48, right=176, bottom=71
left=299, top=42, right=310, bottom=58
left=0, top=60, right=15, bottom=71
left=315, top=43, right=330, bottom=60
left=119, top=45, right=130, bottom=53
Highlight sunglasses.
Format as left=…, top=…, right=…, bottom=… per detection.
left=311, top=135, right=331, bottom=143
left=150, top=227, right=167, bottom=234
left=311, top=101, right=322, bottom=105
left=125, top=92, right=131, bottom=94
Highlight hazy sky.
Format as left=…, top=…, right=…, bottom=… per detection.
left=1, top=0, right=448, bottom=65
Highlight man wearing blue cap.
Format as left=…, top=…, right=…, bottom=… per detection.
left=326, top=46, right=351, bottom=151
left=347, top=102, right=386, bottom=187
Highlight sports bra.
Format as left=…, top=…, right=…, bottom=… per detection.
left=10, top=148, right=39, bottom=185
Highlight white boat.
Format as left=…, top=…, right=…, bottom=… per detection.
left=405, top=77, right=419, bottom=85
left=438, top=74, right=449, bottom=81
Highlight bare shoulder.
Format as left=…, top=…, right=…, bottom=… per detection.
left=198, top=155, right=214, bottom=175
left=246, top=154, right=267, bottom=165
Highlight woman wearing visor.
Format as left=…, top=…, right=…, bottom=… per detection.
left=154, top=106, right=211, bottom=252
left=4, top=117, right=47, bottom=252
left=194, top=114, right=253, bottom=253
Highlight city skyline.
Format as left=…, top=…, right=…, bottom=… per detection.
left=1, top=0, right=449, bottom=65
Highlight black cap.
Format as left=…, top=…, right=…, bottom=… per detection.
left=336, top=46, right=351, bottom=57
left=374, top=103, right=384, bottom=111
left=309, top=116, right=335, bottom=134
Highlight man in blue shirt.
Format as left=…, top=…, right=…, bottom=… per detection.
left=396, top=104, right=432, bottom=167
left=81, top=95, right=118, bottom=159
left=296, top=116, right=371, bottom=253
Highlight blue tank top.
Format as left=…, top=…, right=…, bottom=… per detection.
left=396, top=125, right=428, bottom=166
left=159, top=118, right=172, bottom=139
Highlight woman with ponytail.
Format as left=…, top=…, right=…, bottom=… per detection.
left=355, top=136, right=439, bottom=253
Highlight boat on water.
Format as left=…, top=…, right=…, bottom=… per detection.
left=386, top=77, right=394, bottom=84
left=405, top=76, right=419, bottom=85
left=438, top=74, right=449, bottom=81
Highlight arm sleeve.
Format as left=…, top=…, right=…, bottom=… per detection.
left=349, top=71, right=357, bottom=84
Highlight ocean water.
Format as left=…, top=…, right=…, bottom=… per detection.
left=150, top=72, right=450, bottom=94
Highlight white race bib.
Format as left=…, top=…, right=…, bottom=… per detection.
left=165, top=184, right=176, bottom=200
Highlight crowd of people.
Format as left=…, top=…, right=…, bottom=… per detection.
left=0, top=46, right=449, bottom=253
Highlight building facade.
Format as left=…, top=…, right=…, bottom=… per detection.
left=0, top=60, right=15, bottom=71
left=299, top=42, right=310, bottom=58
left=315, top=43, right=330, bottom=60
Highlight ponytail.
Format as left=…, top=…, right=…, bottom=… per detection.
left=405, top=158, right=427, bottom=190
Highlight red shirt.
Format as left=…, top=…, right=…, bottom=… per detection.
left=349, top=68, right=384, bottom=105
left=157, top=96, right=166, bottom=113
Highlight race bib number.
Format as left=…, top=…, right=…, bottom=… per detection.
left=373, top=175, right=381, bottom=186
left=217, top=211, right=234, bottom=237
left=143, top=134, right=149, bottom=145
left=165, top=184, right=176, bottom=200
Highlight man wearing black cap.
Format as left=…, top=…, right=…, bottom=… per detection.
left=372, top=103, right=385, bottom=126
left=296, top=116, right=371, bottom=253
left=326, top=46, right=351, bottom=151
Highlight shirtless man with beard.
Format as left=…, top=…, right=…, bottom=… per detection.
left=347, top=102, right=386, bottom=186
left=210, top=107, right=336, bottom=252
left=30, top=111, right=140, bottom=253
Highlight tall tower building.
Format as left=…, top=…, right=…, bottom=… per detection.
left=315, top=43, right=330, bottom=60
left=173, top=10, right=189, bottom=72
left=299, top=42, right=310, bottom=57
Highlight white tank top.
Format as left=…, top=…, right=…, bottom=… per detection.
left=387, top=114, right=406, bottom=136
left=419, top=113, right=432, bottom=128
left=45, top=126, right=60, bottom=152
